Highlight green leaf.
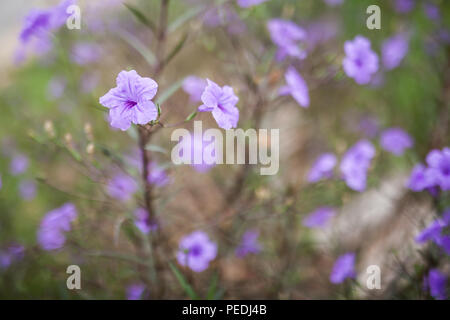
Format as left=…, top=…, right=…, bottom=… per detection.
left=206, top=273, right=218, bottom=300
left=169, top=262, right=198, bottom=299
left=124, top=3, right=156, bottom=31
left=156, top=79, right=184, bottom=105
left=145, top=144, right=168, bottom=154
left=185, top=111, right=197, bottom=122
left=117, top=29, right=156, bottom=67
left=164, top=33, right=189, bottom=66
left=168, top=6, right=203, bottom=33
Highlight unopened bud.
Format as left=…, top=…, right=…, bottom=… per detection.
left=86, top=142, right=95, bottom=155
left=64, top=133, right=73, bottom=145
left=84, top=122, right=93, bottom=140
left=44, top=120, right=55, bottom=137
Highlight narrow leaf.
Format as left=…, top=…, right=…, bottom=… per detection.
left=185, top=111, right=197, bottom=121
left=169, top=262, right=198, bottom=299
left=164, top=33, right=189, bottom=66
left=124, top=4, right=156, bottom=31
left=117, top=29, right=156, bottom=67
left=168, top=6, right=203, bottom=33
left=156, top=79, right=184, bottom=105
left=145, top=144, right=168, bottom=154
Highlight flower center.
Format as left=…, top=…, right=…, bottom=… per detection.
left=190, top=244, right=203, bottom=257
left=124, top=100, right=137, bottom=109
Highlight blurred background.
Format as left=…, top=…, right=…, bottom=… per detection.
left=0, top=0, right=449, bottom=299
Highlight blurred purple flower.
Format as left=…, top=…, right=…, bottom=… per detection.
left=340, top=140, right=375, bottom=192
left=126, top=283, right=146, bottom=300
left=415, top=219, right=444, bottom=244
left=107, top=173, right=137, bottom=202
left=237, top=0, right=269, bottom=8
left=134, top=208, right=157, bottom=234
left=203, top=5, right=246, bottom=35
left=303, top=207, right=336, bottom=229
left=19, top=179, right=37, bottom=201
left=305, top=19, right=338, bottom=51
left=71, top=42, right=101, bottom=65
left=436, top=235, right=450, bottom=255
left=37, top=203, right=77, bottom=251
left=10, top=154, right=29, bottom=176
left=330, top=252, right=356, bottom=284
left=279, top=67, right=310, bottom=108
left=267, top=19, right=307, bottom=61
left=380, top=127, right=413, bottom=156
left=426, top=147, right=450, bottom=191
left=324, top=0, right=343, bottom=6
left=0, top=243, right=25, bottom=270
left=407, top=164, right=435, bottom=192
left=394, top=0, right=415, bottom=13
left=182, top=76, right=207, bottom=103
left=235, top=230, right=262, bottom=257
left=425, top=269, right=447, bottom=300
left=47, top=76, right=66, bottom=100
left=307, top=153, right=337, bottom=183
left=423, top=3, right=440, bottom=21
left=147, top=162, right=170, bottom=187
left=177, top=231, right=217, bottom=272
left=343, top=35, right=379, bottom=85
left=198, top=79, right=239, bottom=130
left=382, top=33, right=409, bottom=70
left=178, top=133, right=217, bottom=173
left=99, top=70, right=158, bottom=131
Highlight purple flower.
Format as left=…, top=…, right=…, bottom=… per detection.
left=435, top=235, right=450, bottom=255
left=237, top=0, right=269, bottom=8
left=126, top=283, right=146, bottom=300
left=10, top=154, right=29, bottom=175
left=19, top=179, right=37, bottom=201
left=279, top=67, right=310, bottom=108
left=343, top=35, right=379, bottom=85
left=303, top=207, right=336, bottom=228
left=99, top=70, right=158, bottom=131
left=235, top=230, right=262, bottom=258
left=198, top=79, right=239, bottom=130
left=324, top=0, right=343, bottom=6
left=203, top=5, right=247, bottom=35
left=394, top=0, right=415, bottom=13
left=134, top=208, right=157, bottom=234
left=267, top=19, right=307, bottom=61
left=382, top=33, right=409, bottom=70
left=415, top=219, right=444, bottom=244
left=407, top=164, right=435, bottom=191
left=71, top=42, right=101, bottom=65
left=182, top=76, right=206, bottom=103
left=424, top=3, right=440, bottom=21
left=177, top=231, right=217, bottom=272
left=426, top=147, right=450, bottom=191
left=47, top=77, right=66, bottom=100
left=147, top=162, right=170, bottom=187
left=178, top=133, right=217, bottom=173
left=37, top=203, right=77, bottom=251
left=380, top=127, right=413, bottom=156
left=0, top=243, right=25, bottom=269
left=107, top=173, right=137, bottom=202
left=330, top=252, right=356, bottom=284
left=307, top=153, right=337, bottom=183
left=425, top=269, right=447, bottom=300
left=340, top=140, right=375, bottom=192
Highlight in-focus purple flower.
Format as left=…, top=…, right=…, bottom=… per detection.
left=0, top=243, right=25, bottom=270
left=303, top=207, right=336, bottom=229
left=380, top=127, right=413, bottom=156
left=134, top=208, right=157, bottom=234
left=340, top=140, right=375, bottom=192
left=415, top=219, right=444, bottom=244
left=407, top=164, right=435, bottom=192
left=37, top=203, right=77, bottom=251
left=107, top=173, right=137, bottom=202
left=10, top=154, right=29, bottom=176
left=99, top=70, right=158, bottom=131
left=307, top=153, right=337, bottom=183
left=126, top=283, right=146, bottom=300
left=324, top=0, right=343, bottom=6
left=19, top=179, right=37, bottom=201
left=147, top=162, right=170, bottom=187
left=426, top=147, right=450, bottom=191
left=330, top=252, right=356, bottom=284
left=182, top=76, right=207, bottom=103
left=237, top=0, right=269, bottom=8
left=177, top=231, right=217, bottom=272
left=343, top=35, right=379, bottom=85
left=47, top=77, right=66, bottom=100
left=425, top=269, right=447, bottom=300
left=235, top=230, right=262, bottom=257
left=394, top=0, right=415, bottom=13
left=279, top=67, right=310, bottom=108
left=198, top=79, right=239, bottom=130
left=71, top=42, right=101, bottom=65
left=423, top=3, right=440, bottom=21
left=382, top=33, right=409, bottom=70
left=178, top=133, right=217, bottom=173
left=267, top=19, right=307, bottom=61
